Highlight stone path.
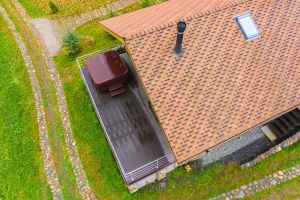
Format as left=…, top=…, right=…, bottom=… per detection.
left=11, top=0, right=98, bottom=199
left=43, top=47, right=96, bottom=200
left=12, top=0, right=96, bottom=199
left=31, top=0, right=139, bottom=55
left=210, top=164, right=300, bottom=200
left=0, top=6, right=63, bottom=200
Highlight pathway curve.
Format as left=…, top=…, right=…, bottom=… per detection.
left=0, top=6, right=63, bottom=200
left=31, top=0, right=139, bottom=55
left=210, top=164, right=300, bottom=199
left=11, top=0, right=97, bottom=199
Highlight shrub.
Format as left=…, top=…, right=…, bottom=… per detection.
left=140, top=0, right=162, bottom=8
left=49, top=1, right=59, bottom=14
left=140, top=0, right=151, bottom=8
left=62, top=31, right=81, bottom=55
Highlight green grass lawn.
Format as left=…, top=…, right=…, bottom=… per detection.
left=18, top=0, right=115, bottom=18
left=54, top=17, right=300, bottom=199
left=43, top=84, right=82, bottom=200
left=1, top=1, right=82, bottom=198
left=0, top=15, right=52, bottom=199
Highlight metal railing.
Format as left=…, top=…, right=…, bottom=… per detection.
left=76, top=44, right=124, bottom=67
left=76, top=46, right=175, bottom=184
left=124, top=153, right=174, bottom=182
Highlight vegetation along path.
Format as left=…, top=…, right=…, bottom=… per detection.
left=31, top=0, right=139, bottom=55
left=211, top=163, right=300, bottom=199
left=3, top=0, right=97, bottom=199
left=0, top=6, right=63, bottom=199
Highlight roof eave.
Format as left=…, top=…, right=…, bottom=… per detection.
left=99, top=22, right=125, bottom=44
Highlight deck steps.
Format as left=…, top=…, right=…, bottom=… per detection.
left=261, top=108, right=300, bottom=143
left=286, top=112, right=300, bottom=126
left=110, top=87, right=126, bottom=96
left=292, top=109, right=300, bottom=119
left=108, top=83, right=126, bottom=97
left=274, top=119, right=289, bottom=133
left=267, top=123, right=283, bottom=138
left=279, top=116, right=294, bottom=129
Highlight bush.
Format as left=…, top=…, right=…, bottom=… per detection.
left=49, top=1, right=59, bottom=14
left=140, top=0, right=151, bottom=8
left=62, top=31, right=81, bottom=55
left=140, top=0, right=162, bottom=8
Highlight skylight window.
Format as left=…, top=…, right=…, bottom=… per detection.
left=235, top=13, right=261, bottom=41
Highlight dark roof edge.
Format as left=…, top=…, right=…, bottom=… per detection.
left=124, top=0, right=251, bottom=41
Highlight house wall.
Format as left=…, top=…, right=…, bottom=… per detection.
left=189, top=126, right=272, bottom=166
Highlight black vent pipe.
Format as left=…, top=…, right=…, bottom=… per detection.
left=174, top=21, right=186, bottom=55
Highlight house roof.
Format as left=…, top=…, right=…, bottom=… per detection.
left=100, top=0, right=300, bottom=163
left=99, top=0, right=238, bottom=40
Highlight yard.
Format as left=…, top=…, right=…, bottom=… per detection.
left=0, top=15, right=52, bottom=199
left=18, top=0, right=114, bottom=18
left=1, top=0, right=299, bottom=199
left=53, top=18, right=300, bottom=199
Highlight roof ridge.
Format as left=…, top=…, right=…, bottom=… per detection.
left=125, top=0, right=251, bottom=41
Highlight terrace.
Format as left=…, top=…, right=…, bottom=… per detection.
left=77, top=45, right=175, bottom=186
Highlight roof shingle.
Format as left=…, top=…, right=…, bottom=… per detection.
left=100, top=0, right=239, bottom=40
left=100, top=0, right=300, bottom=163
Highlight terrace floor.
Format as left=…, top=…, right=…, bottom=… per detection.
left=79, top=52, right=174, bottom=184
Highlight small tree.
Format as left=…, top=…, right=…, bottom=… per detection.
left=49, top=1, right=59, bottom=14
left=63, top=31, right=81, bottom=55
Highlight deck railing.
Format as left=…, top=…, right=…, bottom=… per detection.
left=76, top=46, right=175, bottom=184
left=124, top=153, right=174, bottom=182
left=76, top=44, right=124, bottom=67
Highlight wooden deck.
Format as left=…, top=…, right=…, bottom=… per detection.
left=79, top=53, right=174, bottom=184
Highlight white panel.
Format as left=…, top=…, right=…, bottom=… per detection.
left=239, top=16, right=259, bottom=38
left=236, top=13, right=261, bottom=41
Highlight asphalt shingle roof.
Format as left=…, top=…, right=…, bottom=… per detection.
left=100, top=0, right=300, bottom=163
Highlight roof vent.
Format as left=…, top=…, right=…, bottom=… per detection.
left=174, top=21, right=186, bottom=56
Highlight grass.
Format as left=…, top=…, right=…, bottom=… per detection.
left=44, top=83, right=82, bottom=200
left=18, top=0, right=115, bottom=18
left=0, top=15, right=52, bottom=199
left=18, top=0, right=167, bottom=18
left=1, top=1, right=82, bottom=199
left=0, top=0, right=298, bottom=198
left=54, top=16, right=300, bottom=199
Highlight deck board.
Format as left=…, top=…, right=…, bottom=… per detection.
left=80, top=61, right=173, bottom=184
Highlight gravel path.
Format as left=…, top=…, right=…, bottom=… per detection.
left=31, top=0, right=139, bottom=55
left=10, top=0, right=98, bottom=199
left=0, top=6, right=63, bottom=200
left=210, top=164, right=300, bottom=200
